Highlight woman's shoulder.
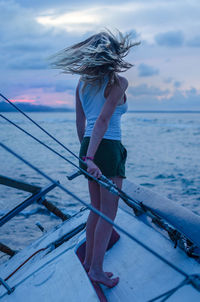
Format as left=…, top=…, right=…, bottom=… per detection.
left=114, top=74, right=128, bottom=91
left=117, top=74, right=128, bottom=83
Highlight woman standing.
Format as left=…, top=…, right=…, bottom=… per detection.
left=51, top=30, right=139, bottom=288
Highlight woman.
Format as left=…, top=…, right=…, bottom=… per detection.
left=51, top=29, right=139, bottom=288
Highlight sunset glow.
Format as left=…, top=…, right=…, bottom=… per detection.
left=1, top=0, right=199, bottom=110
left=10, top=99, right=36, bottom=104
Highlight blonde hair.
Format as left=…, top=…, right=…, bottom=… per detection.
left=49, top=29, right=140, bottom=89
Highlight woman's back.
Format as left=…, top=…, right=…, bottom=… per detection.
left=79, top=76, right=128, bottom=140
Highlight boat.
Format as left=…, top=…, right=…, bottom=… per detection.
left=0, top=173, right=200, bottom=302
left=0, top=93, right=200, bottom=301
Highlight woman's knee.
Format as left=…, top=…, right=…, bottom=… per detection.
left=100, top=190, right=119, bottom=220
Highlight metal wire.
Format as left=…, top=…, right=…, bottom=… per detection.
left=1, top=93, right=200, bottom=300
left=0, top=112, right=143, bottom=209
left=0, top=93, right=82, bottom=163
left=0, top=142, right=190, bottom=279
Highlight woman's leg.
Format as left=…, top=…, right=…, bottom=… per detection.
left=88, top=177, right=123, bottom=287
left=83, top=180, right=101, bottom=271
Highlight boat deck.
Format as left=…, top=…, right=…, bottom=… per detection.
left=0, top=210, right=99, bottom=302
left=102, top=204, right=200, bottom=301
left=0, top=204, right=200, bottom=301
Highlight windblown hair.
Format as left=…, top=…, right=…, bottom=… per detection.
left=49, top=29, right=140, bottom=89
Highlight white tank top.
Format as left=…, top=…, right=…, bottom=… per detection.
left=79, top=75, right=128, bottom=140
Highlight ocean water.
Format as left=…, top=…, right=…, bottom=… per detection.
left=0, top=111, right=200, bottom=262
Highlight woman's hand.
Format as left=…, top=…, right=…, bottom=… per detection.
left=85, top=159, right=102, bottom=179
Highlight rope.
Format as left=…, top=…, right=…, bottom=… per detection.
left=0, top=142, right=191, bottom=280
left=4, top=248, right=47, bottom=281
left=3, top=222, right=86, bottom=283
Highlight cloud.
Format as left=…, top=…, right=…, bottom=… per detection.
left=29, top=79, right=76, bottom=93
left=185, top=87, right=198, bottom=96
left=11, top=98, right=36, bottom=104
left=163, top=77, right=173, bottom=83
left=173, top=81, right=182, bottom=88
left=6, top=55, right=48, bottom=70
left=127, top=85, right=200, bottom=111
left=15, top=0, right=131, bottom=9
left=186, top=35, right=200, bottom=47
left=36, top=8, right=102, bottom=34
left=138, top=64, right=159, bottom=77
left=163, top=88, right=200, bottom=110
left=155, top=30, right=184, bottom=47
left=0, top=0, right=77, bottom=70
left=1, top=0, right=200, bottom=111
left=128, top=84, right=169, bottom=97
left=7, top=88, right=75, bottom=108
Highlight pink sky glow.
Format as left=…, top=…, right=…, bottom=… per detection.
left=10, top=89, right=75, bottom=108
left=11, top=98, right=36, bottom=104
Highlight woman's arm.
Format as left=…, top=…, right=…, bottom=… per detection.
left=76, top=82, right=86, bottom=143
left=86, top=76, right=128, bottom=157
left=85, top=76, right=128, bottom=178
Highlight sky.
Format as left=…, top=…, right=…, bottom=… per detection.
left=0, top=0, right=200, bottom=110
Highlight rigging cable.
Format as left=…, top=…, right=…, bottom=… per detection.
left=1, top=94, right=200, bottom=300
left=0, top=93, right=141, bottom=201
left=1, top=142, right=200, bottom=301
left=1, top=93, right=199, bottom=250
left=0, top=142, right=191, bottom=279
left=0, top=93, right=81, bottom=162
left=0, top=111, right=144, bottom=212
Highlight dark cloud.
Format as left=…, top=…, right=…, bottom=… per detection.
left=186, top=35, right=200, bottom=47
left=0, top=0, right=78, bottom=70
left=155, top=30, right=184, bottom=47
left=14, top=0, right=132, bottom=9
left=30, top=81, right=74, bottom=92
left=163, top=77, right=173, bottom=83
left=163, top=88, right=200, bottom=110
left=5, top=54, right=48, bottom=70
left=1, top=0, right=200, bottom=110
left=54, top=82, right=73, bottom=93
left=127, top=86, right=200, bottom=110
left=186, top=87, right=197, bottom=96
left=138, top=64, right=159, bottom=77
left=174, top=81, right=182, bottom=88
left=128, top=84, right=169, bottom=97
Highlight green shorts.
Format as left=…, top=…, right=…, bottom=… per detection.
left=79, top=136, right=127, bottom=180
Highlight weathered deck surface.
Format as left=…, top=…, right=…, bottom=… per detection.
left=102, top=205, right=200, bottom=302
left=0, top=179, right=200, bottom=302
left=0, top=210, right=98, bottom=302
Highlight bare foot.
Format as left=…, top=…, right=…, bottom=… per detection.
left=83, top=263, right=113, bottom=278
left=88, top=271, right=119, bottom=288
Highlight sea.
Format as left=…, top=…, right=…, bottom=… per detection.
left=0, top=111, right=200, bottom=263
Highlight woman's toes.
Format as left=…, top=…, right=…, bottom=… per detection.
left=105, top=272, right=113, bottom=278
left=109, top=277, right=119, bottom=288
left=88, top=272, right=119, bottom=288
